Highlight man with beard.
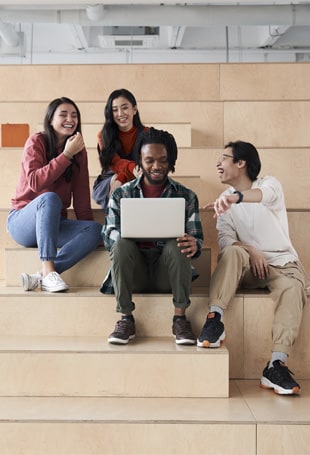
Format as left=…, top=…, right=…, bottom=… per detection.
left=101, top=127, right=203, bottom=345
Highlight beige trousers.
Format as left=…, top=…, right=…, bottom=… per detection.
left=209, top=245, right=307, bottom=355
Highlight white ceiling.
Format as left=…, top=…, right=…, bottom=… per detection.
left=1, top=1, right=310, bottom=64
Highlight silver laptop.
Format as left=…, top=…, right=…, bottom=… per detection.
left=120, top=197, right=186, bottom=240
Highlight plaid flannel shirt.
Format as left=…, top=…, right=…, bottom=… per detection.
left=100, top=175, right=203, bottom=294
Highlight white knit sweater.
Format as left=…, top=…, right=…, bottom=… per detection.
left=217, top=176, right=298, bottom=267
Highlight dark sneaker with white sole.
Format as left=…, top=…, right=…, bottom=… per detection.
left=172, top=318, right=196, bottom=345
left=108, top=318, right=136, bottom=345
left=260, top=360, right=301, bottom=395
left=197, top=311, right=225, bottom=348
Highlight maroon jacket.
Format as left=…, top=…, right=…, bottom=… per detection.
left=11, top=132, right=94, bottom=220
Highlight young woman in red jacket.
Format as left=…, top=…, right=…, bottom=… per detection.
left=92, top=88, right=148, bottom=209
left=7, top=97, right=102, bottom=292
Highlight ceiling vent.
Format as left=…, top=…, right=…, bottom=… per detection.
left=98, top=35, right=159, bottom=48
left=98, top=26, right=159, bottom=48
left=296, top=52, right=310, bottom=62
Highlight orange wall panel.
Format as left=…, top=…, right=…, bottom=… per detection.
left=1, top=123, right=29, bottom=147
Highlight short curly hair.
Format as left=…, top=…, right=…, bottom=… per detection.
left=134, top=127, right=178, bottom=173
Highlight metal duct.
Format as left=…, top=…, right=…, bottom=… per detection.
left=86, top=5, right=105, bottom=21
left=0, top=21, right=20, bottom=47
left=0, top=4, right=310, bottom=27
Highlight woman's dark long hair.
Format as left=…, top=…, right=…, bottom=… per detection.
left=98, top=88, right=144, bottom=172
left=43, top=96, right=81, bottom=181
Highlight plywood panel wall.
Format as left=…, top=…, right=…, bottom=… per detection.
left=0, top=63, right=309, bottom=205
left=0, top=62, right=309, bottom=275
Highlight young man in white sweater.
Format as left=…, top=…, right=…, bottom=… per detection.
left=198, top=140, right=307, bottom=395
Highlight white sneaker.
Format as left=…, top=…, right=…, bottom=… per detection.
left=21, top=272, right=42, bottom=291
left=41, top=272, right=69, bottom=293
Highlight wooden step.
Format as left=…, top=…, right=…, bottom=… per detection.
left=0, top=209, right=214, bottom=282
left=3, top=207, right=309, bottom=284
left=0, top=380, right=309, bottom=455
left=0, top=149, right=22, bottom=209
left=0, top=288, right=209, bottom=338
left=0, top=286, right=309, bottom=380
left=0, top=285, right=242, bottom=377
left=4, top=246, right=211, bottom=289
left=0, top=335, right=228, bottom=398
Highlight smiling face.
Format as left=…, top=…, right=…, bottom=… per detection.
left=50, top=103, right=78, bottom=144
left=112, top=96, right=137, bottom=132
left=216, top=148, right=241, bottom=186
left=140, top=143, right=170, bottom=186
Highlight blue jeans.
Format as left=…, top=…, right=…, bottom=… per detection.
left=7, top=192, right=102, bottom=274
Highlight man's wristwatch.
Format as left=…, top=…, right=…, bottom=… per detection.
left=233, top=190, right=243, bottom=204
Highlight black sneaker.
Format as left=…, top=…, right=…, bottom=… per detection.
left=260, top=360, right=301, bottom=395
left=108, top=318, right=136, bottom=345
left=172, top=318, right=196, bottom=345
left=197, top=312, right=225, bottom=348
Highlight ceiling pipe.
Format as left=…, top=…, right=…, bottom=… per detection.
left=86, top=4, right=105, bottom=21
left=0, top=4, right=310, bottom=27
left=0, top=21, right=20, bottom=47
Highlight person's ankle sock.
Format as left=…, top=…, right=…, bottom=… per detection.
left=210, top=305, right=224, bottom=321
left=269, top=352, right=287, bottom=368
left=122, top=314, right=135, bottom=323
left=173, top=315, right=186, bottom=322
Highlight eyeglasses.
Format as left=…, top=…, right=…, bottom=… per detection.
left=217, top=153, right=234, bottom=162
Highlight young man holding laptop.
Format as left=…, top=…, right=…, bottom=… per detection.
left=101, top=127, right=203, bottom=345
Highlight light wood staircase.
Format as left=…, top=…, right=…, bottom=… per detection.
left=0, top=114, right=309, bottom=453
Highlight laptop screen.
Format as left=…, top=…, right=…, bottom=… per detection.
left=120, top=197, right=186, bottom=240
